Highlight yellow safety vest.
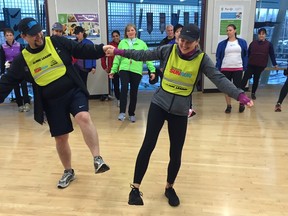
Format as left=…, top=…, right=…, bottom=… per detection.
left=22, top=37, right=66, bottom=86
left=162, top=45, right=204, bottom=96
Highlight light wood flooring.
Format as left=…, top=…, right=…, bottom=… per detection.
left=0, top=85, right=288, bottom=216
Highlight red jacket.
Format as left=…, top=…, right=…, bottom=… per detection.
left=101, top=40, right=119, bottom=73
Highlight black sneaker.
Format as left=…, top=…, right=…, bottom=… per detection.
left=57, top=169, right=75, bottom=189
left=239, top=103, right=245, bottom=113
left=128, top=184, right=144, bottom=205
left=251, top=93, right=256, bottom=100
left=165, top=187, right=180, bottom=207
left=225, top=105, right=232, bottom=113
left=275, top=103, right=282, bottom=112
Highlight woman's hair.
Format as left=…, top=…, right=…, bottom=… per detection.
left=173, top=24, right=183, bottom=34
left=111, top=30, right=120, bottom=37
left=227, top=24, right=237, bottom=37
left=74, top=26, right=87, bottom=38
left=124, top=24, right=137, bottom=38
left=258, top=28, right=267, bottom=35
left=3, top=28, right=14, bottom=36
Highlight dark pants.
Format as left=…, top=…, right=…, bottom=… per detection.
left=79, top=69, right=89, bottom=87
left=277, top=77, right=288, bottom=104
left=119, top=70, right=142, bottom=116
left=241, top=65, right=265, bottom=94
left=14, top=81, right=30, bottom=107
left=112, top=73, right=120, bottom=100
left=221, top=70, right=243, bottom=88
left=133, top=103, right=187, bottom=185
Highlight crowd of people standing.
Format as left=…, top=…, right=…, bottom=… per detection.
left=0, top=17, right=287, bottom=208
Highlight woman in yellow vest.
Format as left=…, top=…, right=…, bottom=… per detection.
left=107, top=23, right=254, bottom=207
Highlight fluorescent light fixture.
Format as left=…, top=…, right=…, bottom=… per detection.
left=180, top=0, right=186, bottom=2
left=140, top=0, right=144, bottom=2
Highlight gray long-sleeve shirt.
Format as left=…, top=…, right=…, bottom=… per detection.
left=121, top=44, right=244, bottom=116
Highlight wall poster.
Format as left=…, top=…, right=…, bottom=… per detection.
left=219, top=5, right=243, bottom=35
left=57, top=13, right=100, bottom=39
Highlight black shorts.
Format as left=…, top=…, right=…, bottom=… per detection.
left=43, top=88, right=89, bottom=137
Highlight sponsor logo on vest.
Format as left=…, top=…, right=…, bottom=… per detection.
left=34, top=65, right=48, bottom=73
left=169, top=67, right=192, bottom=78
left=51, top=60, right=58, bottom=66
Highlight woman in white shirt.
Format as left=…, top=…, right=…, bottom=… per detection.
left=216, top=24, right=248, bottom=113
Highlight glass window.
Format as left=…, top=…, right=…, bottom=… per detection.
left=0, top=0, right=45, bottom=44
left=255, top=0, right=288, bottom=85
left=107, top=1, right=202, bottom=46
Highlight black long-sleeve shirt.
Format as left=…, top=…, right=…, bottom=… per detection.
left=0, top=35, right=105, bottom=124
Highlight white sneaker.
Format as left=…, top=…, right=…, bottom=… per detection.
left=18, top=105, right=25, bottom=112
left=24, top=103, right=31, bottom=112
left=118, top=113, right=126, bottom=121
left=129, top=115, right=136, bottom=123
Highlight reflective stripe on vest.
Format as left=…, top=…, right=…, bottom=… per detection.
left=162, top=45, right=204, bottom=96
left=22, top=37, right=66, bottom=86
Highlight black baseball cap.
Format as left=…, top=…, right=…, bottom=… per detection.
left=18, top=17, right=42, bottom=35
left=74, top=26, right=85, bottom=34
left=179, top=24, right=200, bottom=42
left=52, top=22, right=63, bottom=31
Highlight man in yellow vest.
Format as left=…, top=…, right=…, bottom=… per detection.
left=0, top=17, right=111, bottom=188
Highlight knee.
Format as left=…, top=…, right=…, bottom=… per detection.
left=75, top=111, right=91, bottom=124
left=55, top=134, right=69, bottom=144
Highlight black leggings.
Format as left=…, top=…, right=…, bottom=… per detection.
left=119, top=70, right=142, bottom=116
left=133, top=103, right=188, bottom=185
left=78, top=69, right=89, bottom=87
left=241, top=65, right=265, bottom=93
left=112, top=73, right=120, bottom=100
left=277, top=77, right=288, bottom=104
left=14, top=81, right=30, bottom=107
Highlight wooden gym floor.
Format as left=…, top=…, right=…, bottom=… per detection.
left=0, top=84, right=288, bottom=216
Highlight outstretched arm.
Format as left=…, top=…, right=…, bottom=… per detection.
left=106, top=46, right=162, bottom=62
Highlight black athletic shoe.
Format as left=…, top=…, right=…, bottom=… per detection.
left=239, top=103, right=245, bottom=113
left=251, top=93, right=256, bottom=100
left=128, top=184, right=144, bottom=205
left=165, top=187, right=180, bottom=207
left=225, top=105, right=232, bottom=113
left=275, top=103, right=282, bottom=112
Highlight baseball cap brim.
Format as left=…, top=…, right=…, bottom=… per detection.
left=179, top=35, right=197, bottom=42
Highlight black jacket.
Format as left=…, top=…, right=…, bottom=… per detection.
left=0, top=35, right=105, bottom=124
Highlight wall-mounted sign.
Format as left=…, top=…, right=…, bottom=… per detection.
left=57, top=13, right=100, bottom=38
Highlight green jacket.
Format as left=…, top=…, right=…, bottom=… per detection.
left=111, top=38, right=155, bottom=75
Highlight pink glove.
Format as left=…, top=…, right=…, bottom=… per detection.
left=114, top=48, right=125, bottom=56
left=238, top=93, right=251, bottom=105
